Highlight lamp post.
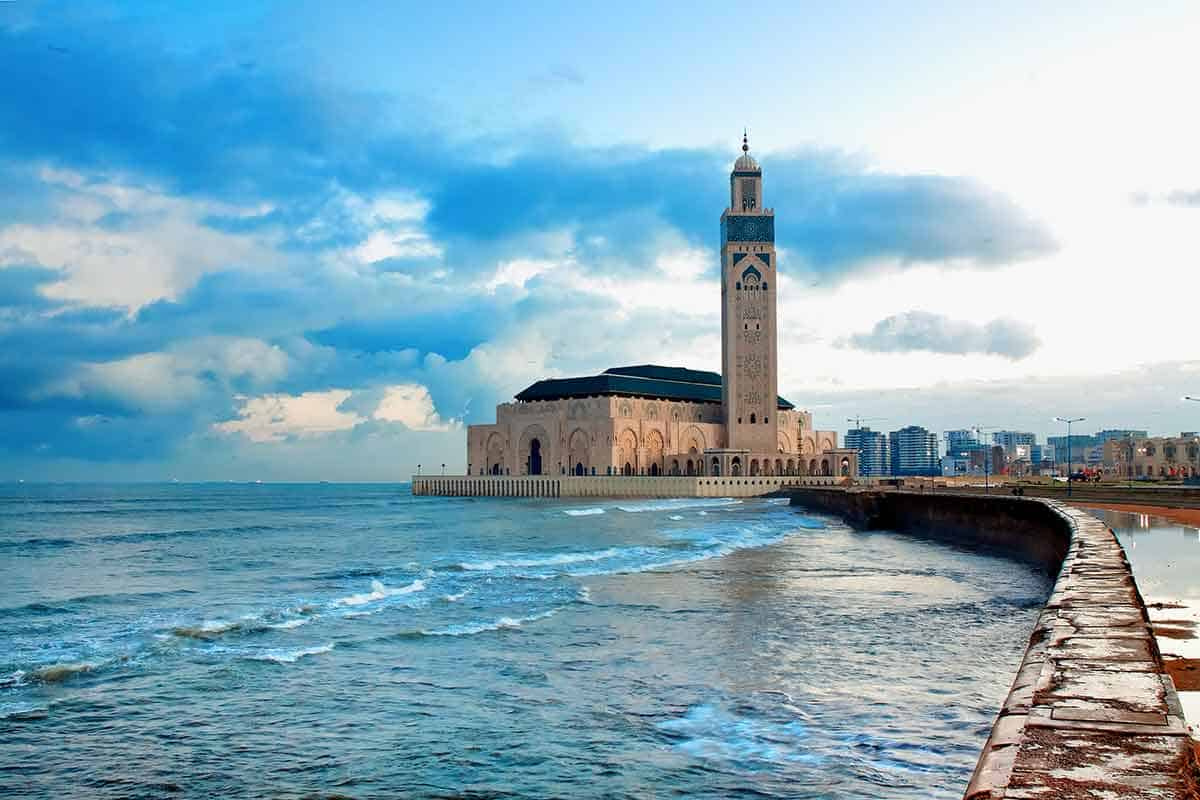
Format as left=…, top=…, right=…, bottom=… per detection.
left=441, top=463, right=446, bottom=476
left=974, top=426, right=999, bottom=493
left=1055, top=416, right=1086, bottom=497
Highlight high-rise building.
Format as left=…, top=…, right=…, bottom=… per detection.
left=992, top=430, right=1036, bottom=455
left=888, top=426, right=939, bottom=476
left=846, top=427, right=889, bottom=477
left=944, top=429, right=978, bottom=456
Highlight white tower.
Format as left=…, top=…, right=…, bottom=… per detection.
left=720, top=133, right=778, bottom=454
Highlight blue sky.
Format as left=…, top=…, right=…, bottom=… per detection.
left=2, top=1, right=1199, bottom=480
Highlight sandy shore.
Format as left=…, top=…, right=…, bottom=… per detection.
left=1073, top=502, right=1200, bottom=528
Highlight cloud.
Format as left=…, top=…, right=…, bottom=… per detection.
left=1166, top=190, right=1200, bottom=207
left=843, top=311, right=1041, bottom=360
left=214, top=389, right=363, bottom=443
left=0, top=13, right=1059, bottom=478
left=373, top=384, right=456, bottom=431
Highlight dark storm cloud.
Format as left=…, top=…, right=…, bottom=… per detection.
left=844, top=311, right=1042, bottom=360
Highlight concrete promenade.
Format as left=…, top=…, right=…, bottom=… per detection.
left=786, top=487, right=1198, bottom=799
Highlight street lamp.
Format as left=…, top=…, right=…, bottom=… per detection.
left=1055, top=416, right=1086, bottom=497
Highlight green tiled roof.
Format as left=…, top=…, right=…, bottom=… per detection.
left=514, top=364, right=795, bottom=410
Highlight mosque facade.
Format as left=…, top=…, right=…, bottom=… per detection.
left=465, top=137, right=857, bottom=480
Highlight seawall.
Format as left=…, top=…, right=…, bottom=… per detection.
left=786, top=487, right=1197, bottom=799
left=411, top=474, right=847, bottom=498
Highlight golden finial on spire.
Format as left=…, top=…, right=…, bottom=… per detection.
left=742, top=128, right=749, bottom=153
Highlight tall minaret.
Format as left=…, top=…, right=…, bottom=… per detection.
left=720, top=132, right=777, bottom=454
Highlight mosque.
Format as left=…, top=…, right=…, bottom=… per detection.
left=465, top=136, right=858, bottom=481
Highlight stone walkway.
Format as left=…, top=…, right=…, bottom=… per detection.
left=966, top=501, right=1196, bottom=798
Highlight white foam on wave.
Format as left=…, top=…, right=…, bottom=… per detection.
left=616, top=498, right=742, bottom=514
left=423, top=608, right=559, bottom=637
left=246, top=643, right=334, bottom=664
left=576, top=586, right=592, bottom=603
left=668, top=515, right=684, bottom=520
left=269, top=618, right=308, bottom=630
left=331, top=578, right=426, bottom=607
left=563, top=507, right=606, bottom=516
left=441, top=591, right=469, bottom=602
left=459, top=548, right=624, bottom=572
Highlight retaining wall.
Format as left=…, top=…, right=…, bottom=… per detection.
left=786, top=487, right=1197, bottom=799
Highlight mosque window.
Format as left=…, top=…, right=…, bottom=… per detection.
left=735, top=282, right=741, bottom=290
left=762, top=282, right=768, bottom=290
left=764, top=416, right=768, bottom=424
left=750, top=414, right=756, bottom=424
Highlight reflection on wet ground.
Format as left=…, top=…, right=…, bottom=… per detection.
left=1087, top=508, right=1200, bottom=739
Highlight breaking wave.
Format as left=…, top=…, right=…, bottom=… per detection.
left=616, top=498, right=743, bottom=513
left=30, top=661, right=98, bottom=684
left=331, top=578, right=426, bottom=607
left=245, top=643, right=334, bottom=664
left=563, top=507, right=606, bottom=516
left=458, top=549, right=625, bottom=572
left=422, top=609, right=560, bottom=637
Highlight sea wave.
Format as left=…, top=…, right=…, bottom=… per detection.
left=422, top=609, right=560, bottom=637
left=331, top=578, right=426, bottom=607
left=268, top=618, right=309, bottom=630
left=30, top=661, right=98, bottom=684
left=563, top=507, right=605, bottom=516
left=615, top=498, right=742, bottom=513
left=245, top=643, right=334, bottom=664
left=459, top=548, right=625, bottom=572
left=171, top=620, right=252, bottom=640
left=441, top=591, right=469, bottom=602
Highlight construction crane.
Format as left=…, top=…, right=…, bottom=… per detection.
left=846, top=416, right=887, bottom=430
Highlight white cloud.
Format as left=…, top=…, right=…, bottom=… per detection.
left=373, top=383, right=456, bottom=431
left=0, top=168, right=283, bottom=309
left=215, top=389, right=364, bottom=443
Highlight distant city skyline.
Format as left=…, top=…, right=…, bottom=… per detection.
left=1, top=2, right=1199, bottom=480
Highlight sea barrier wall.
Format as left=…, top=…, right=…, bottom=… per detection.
left=411, top=474, right=847, bottom=498
left=786, top=487, right=1197, bottom=799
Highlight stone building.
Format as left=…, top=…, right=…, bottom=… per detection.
left=465, top=137, right=856, bottom=480
left=1102, top=435, right=1200, bottom=479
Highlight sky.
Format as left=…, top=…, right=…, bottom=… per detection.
left=2, top=0, right=1199, bottom=481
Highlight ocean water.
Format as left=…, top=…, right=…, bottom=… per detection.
left=0, top=484, right=1052, bottom=799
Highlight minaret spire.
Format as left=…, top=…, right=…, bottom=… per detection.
left=742, top=129, right=749, bottom=153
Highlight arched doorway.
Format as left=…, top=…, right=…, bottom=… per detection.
left=490, top=463, right=501, bottom=475
left=749, top=460, right=760, bottom=476
left=711, top=457, right=721, bottom=476
left=731, top=456, right=742, bottom=476
left=686, top=459, right=695, bottom=476
left=529, top=438, right=543, bottom=475
left=623, top=462, right=634, bottom=476
left=649, top=463, right=660, bottom=476
left=809, top=459, right=818, bottom=475
left=821, top=458, right=830, bottom=476
left=840, top=457, right=851, bottom=477
left=574, top=462, right=585, bottom=476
